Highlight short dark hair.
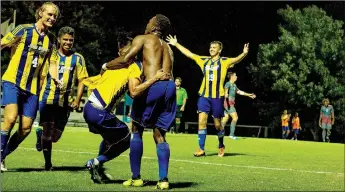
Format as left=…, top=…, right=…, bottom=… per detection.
left=58, top=26, right=74, bottom=38
left=155, top=14, right=171, bottom=38
left=210, top=41, right=223, bottom=50
left=117, top=31, right=133, bottom=49
left=227, top=71, right=236, bottom=78
left=175, top=77, right=182, bottom=82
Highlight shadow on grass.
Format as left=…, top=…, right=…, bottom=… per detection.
left=9, top=166, right=87, bottom=172
left=105, top=179, right=196, bottom=189
left=206, top=152, right=247, bottom=157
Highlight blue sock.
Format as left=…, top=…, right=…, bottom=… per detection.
left=156, top=142, right=170, bottom=181
left=130, top=132, right=143, bottom=179
left=1, top=130, right=10, bottom=161
left=198, top=129, right=207, bottom=150
left=218, top=130, right=225, bottom=148
left=98, top=140, right=106, bottom=156
left=96, top=155, right=109, bottom=164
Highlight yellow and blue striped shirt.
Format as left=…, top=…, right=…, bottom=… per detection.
left=2, top=23, right=58, bottom=95
left=39, top=51, right=89, bottom=107
left=192, top=55, right=233, bottom=98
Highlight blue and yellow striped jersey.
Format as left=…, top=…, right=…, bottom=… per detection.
left=39, top=51, right=89, bottom=107
left=2, top=24, right=58, bottom=95
left=89, top=61, right=143, bottom=112
left=192, top=55, right=233, bottom=98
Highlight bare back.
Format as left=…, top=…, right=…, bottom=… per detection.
left=142, top=34, right=172, bottom=80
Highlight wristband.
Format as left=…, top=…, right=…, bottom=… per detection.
left=102, top=63, right=108, bottom=71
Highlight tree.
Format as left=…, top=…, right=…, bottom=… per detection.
left=249, top=5, right=345, bottom=141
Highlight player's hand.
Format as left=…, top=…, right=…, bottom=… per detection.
left=332, top=121, right=334, bottom=125
left=243, top=43, right=249, bottom=54
left=166, top=35, right=178, bottom=46
left=319, top=122, right=321, bottom=128
left=100, top=69, right=105, bottom=75
left=248, top=93, right=256, bottom=99
left=154, top=69, right=170, bottom=81
left=181, top=106, right=185, bottom=112
left=53, top=78, right=64, bottom=89
left=70, top=100, right=80, bottom=110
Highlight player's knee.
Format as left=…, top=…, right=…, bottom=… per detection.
left=153, top=128, right=166, bottom=144
left=4, top=114, right=17, bottom=126
left=214, top=121, right=222, bottom=130
left=51, top=130, right=63, bottom=143
left=232, top=116, right=238, bottom=122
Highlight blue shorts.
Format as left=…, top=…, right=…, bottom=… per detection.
left=131, top=80, right=176, bottom=131
left=282, top=126, right=289, bottom=131
left=39, top=102, right=71, bottom=131
left=84, top=101, right=129, bottom=144
left=197, top=97, right=224, bottom=118
left=1, top=81, right=38, bottom=119
left=293, top=129, right=300, bottom=134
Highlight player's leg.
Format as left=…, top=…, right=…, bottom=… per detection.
left=195, top=97, right=210, bottom=157
left=34, top=113, right=43, bottom=151
left=326, top=127, right=331, bottom=143
left=286, top=128, right=290, bottom=139
left=211, top=98, right=225, bottom=156
left=3, top=91, right=38, bottom=161
left=221, top=113, right=230, bottom=130
left=282, top=127, right=286, bottom=139
left=1, top=82, right=20, bottom=171
left=229, top=109, right=239, bottom=140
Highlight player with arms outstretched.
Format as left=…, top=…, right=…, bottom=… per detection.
left=0, top=2, right=62, bottom=171
left=102, top=14, right=175, bottom=190
left=166, top=35, right=249, bottom=157
left=35, top=26, right=89, bottom=170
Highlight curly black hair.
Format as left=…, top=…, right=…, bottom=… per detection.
left=155, top=14, right=171, bottom=38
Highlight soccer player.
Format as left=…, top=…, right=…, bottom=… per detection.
left=83, top=34, right=169, bottom=184
left=35, top=26, right=89, bottom=170
left=221, top=72, right=256, bottom=140
left=281, top=110, right=291, bottom=139
left=103, top=14, right=175, bottom=190
left=319, top=98, right=334, bottom=142
left=291, top=112, right=301, bottom=140
left=0, top=2, right=62, bottom=171
left=166, top=35, right=249, bottom=157
left=171, top=77, right=188, bottom=134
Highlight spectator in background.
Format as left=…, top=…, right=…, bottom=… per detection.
left=281, top=110, right=291, bottom=139
left=319, top=98, right=334, bottom=142
left=291, top=112, right=302, bottom=140
left=170, top=77, right=188, bottom=134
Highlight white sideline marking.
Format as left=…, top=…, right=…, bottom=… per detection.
left=19, top=147, right=343, bottom=176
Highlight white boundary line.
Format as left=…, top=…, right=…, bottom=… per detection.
left=19, top=147, right=344, bottom=176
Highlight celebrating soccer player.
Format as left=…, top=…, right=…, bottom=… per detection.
left=103, top=14, right=174, bottom=190
left=281, top=110, right=291, bottom=139
left=166, top=35, right=249, bottom=157
left=35, top=26, right=89, bottom=170
left=83, top=33, right=169, bottom=184
left=0, top=2, right=62, bottom=172
left=221, top=72, right=256, bottom=140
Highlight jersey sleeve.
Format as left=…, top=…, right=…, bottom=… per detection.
left=222, top=57, right=233, bottom=69
left=191, top=55, right=208, bottom=70
left=224, top=82, right=230, bottom=89
left=49, top=44, right=58, bottom=63
left=82, top=75, right=102, bottom=87
left=76, top=54, right=89, bottom=80
left=128, top=63, right=142, bottom=81
left=1, top=24, right=25, bottom=46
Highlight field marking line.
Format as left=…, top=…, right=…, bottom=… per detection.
left=18, top=147, right=344, bottom=176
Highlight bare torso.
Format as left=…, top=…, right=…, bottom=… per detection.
left=141, top=34, right=172, bottom=80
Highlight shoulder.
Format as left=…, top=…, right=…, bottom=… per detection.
left=74, top=52, right=85, bottom=59
left=17, top=23, right=34, bottom=30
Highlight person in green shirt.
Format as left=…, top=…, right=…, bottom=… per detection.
left=171, top=77, right=188, bottom=134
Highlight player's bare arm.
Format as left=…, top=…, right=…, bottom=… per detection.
left=331, top=111, right=335, bottom=125
left=229, top=43, right=249, bottom=66
left=70, top=78, right=87, bottom=109
left=128, top=69, right=170, bottom=98
left=104, top=35, right=146, bottom=70
left=236, top=88, right=256, bottom=99
left=166, top=35, right=198, bottom=60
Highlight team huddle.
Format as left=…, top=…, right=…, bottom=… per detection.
left=0, top=2, right=255, bottom=190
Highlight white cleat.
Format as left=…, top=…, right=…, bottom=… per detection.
left=229, top=136, right=239, bottom=140
left=1, top=162, right=8, bottom=172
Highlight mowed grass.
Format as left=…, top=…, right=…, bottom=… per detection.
left=1, top=126, right=344, bottom=191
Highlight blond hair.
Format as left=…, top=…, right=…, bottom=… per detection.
left=35, top=2, right=60, bottom=21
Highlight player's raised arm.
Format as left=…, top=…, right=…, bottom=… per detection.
left=103, top=35, right=145, bottom=71
left=166, top=35, right=197, bottom=60
left=128, top=69, right=170, bottom=98
left=229, top=43, right=249, bottom=67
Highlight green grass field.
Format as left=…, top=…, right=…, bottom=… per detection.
left=1, top=126, right=344, bottom=191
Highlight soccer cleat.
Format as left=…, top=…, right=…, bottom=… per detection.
left=36, top=128, right=43, bottom=152
left=1, top=161, right=8, bottom=172
left=229, top=136, right=239, bottom=140
left=218, top=146, right=225, bottom=157
left=156, top=181, right=169, bottom=190
left=85, top=159, right=103, bottom=184
left=44, top=163, right=53, bottom=171
left=193, top=149, right=206, bottom=157
left=123, top=178, right=144, bottom=187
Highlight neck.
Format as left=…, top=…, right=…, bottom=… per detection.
left=59, top=48, right=71, bottom=56
left=230, top=79, right=235, bottom=83
left=211, top=55, right=220, bottom=61
left=35, top=21, right=48, bottom=35
left=176, top=85, right=181, bottom=89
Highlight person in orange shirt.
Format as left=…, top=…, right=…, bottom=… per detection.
left=281, top=110, right=291, bottom=139
left=291, top=112, right=302, bottom=140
